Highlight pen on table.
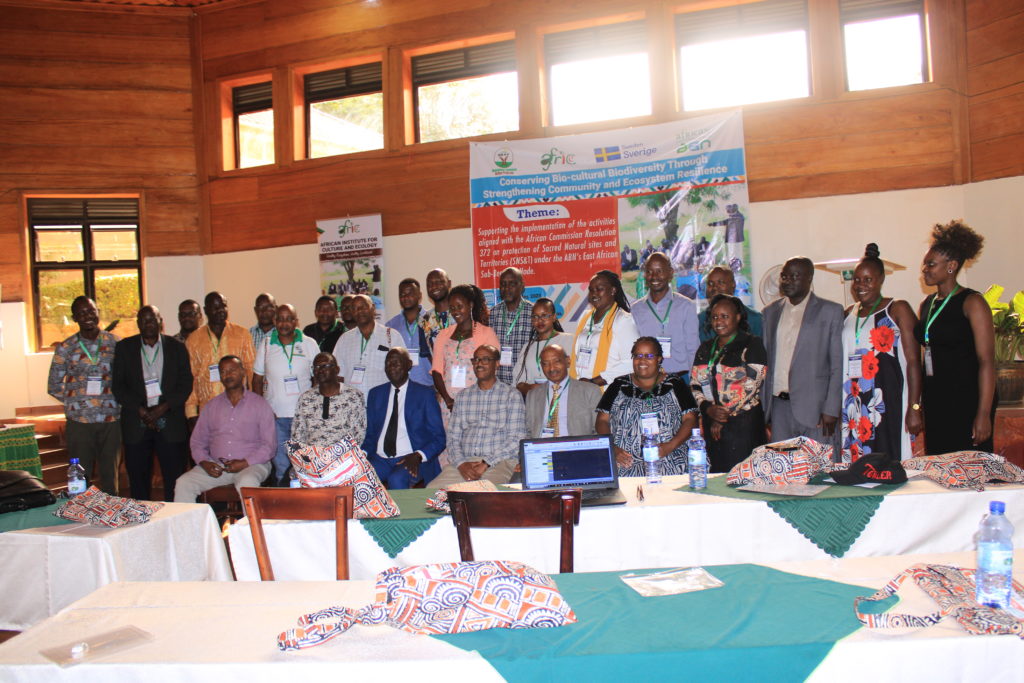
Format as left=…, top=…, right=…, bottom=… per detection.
left=636, top=485, right=644, bottom=502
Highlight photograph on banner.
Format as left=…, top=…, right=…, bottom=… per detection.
left=470, top=110, right=753, bottom=326
left=316, top=214, right=386, bottom=320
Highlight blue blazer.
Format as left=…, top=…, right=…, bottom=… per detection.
left=362, top=380, right=445, bottom=483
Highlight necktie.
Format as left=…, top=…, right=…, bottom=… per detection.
left=384, top=386, right=399, bottom=457
left=546, top=383, right=561, bottom=436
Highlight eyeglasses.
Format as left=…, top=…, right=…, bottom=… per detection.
left=471, top=357, right=499, bottom=364
left=312, top=363, right=336, bottom=370
left=632, top=353, right=659, bottom=360
left=530, top=314, right=554, bottom=321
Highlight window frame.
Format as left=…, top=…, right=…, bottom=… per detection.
left=27, top=197, right=142, bottom=352
left=232, top=81, right=275, bottom=169
left=840, top=0, right=928, bottom=92
left=303, top=62, right=385, bottom=159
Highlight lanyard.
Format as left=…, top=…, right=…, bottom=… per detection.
left=534, top=334, right=555, bottom=371
left=587, top=306, right=611, bottom=339
left=708, top=333, right=736, bottom=368
left=141, top=342, right=160, bottom=368
left=328, top=320, right=338, bottom=334
left=207, top=328, right=222, bottom=360
left=455, top=324, right=472, bottom=359
left=854, top=296, right=883, bottom=345
left=276, top=336, right=297, bottom=371
left=77, top=338, right=99, bottom=365
left=359, top=333, right=370, bottom=360
left=547, top=384, right=563, bottom=422
left=404, top=314, right=419, bottom=343
left=504, top=304, right=523, bottom=339
left=645, top=297, right=673, bottom=329
left=437, top=311, right=452, bottom=329
left=924, top=285, right=960, bottom=344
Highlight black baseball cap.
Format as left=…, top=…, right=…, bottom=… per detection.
left=832, top=453, right=907, bottom=485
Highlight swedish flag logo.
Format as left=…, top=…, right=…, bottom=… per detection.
left=594, top=146, right=621, bottom=163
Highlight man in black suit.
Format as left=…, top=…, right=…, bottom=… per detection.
left=112, top=305, right=193, bottom=501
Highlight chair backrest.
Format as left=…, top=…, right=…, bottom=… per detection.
left=240, top=486, right=354, bottom=581
left=447, top=489, right=582, bottom=573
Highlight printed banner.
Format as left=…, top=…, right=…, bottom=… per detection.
left=317, top=214, right=386, bottom=319
left=470, top=110, right=753, bottom=323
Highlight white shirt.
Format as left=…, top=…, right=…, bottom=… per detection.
left=254, top=334, right=320, bottom=417
left=332, top=322, right=400, bottom=396
left=512, top=332, right=574, bottom=385
left=376, top=380, right=425, bottom=460
left=572, top=309, right=640, bottom=383
left=772, top=295, right=810, bottom=396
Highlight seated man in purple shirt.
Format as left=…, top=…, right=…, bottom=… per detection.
left=174, top=355, right=276, bottom=502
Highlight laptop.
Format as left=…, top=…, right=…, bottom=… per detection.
left=518, top=434, right=627, bottom=507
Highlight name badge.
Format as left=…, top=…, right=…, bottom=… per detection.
left=86, top=375, right=103, bottom=396
left=541, top=427, right=555, bottom=438
left=576, top=347, right=594, bottom=375
left=847, top=354, right=862, bottom=379
left=640, top=411, right=660, bottom=437
left=656, top=336, right=672, bottom=359
left=144, top=377, right=161, bottom=406
left=408, top=347, right=419, bottom=366
left=451, top=365, right=468, bottom=388
left=208, top=364, right=220, bottom=383
left=350, top=366, right=366, bottom=384
left=924, top=346, right=934, bottom=377
left=500, top=345, right=513, bottom=366
left=283, top=375, right=300, bottom=395
left=700, top=381, right=712, bottom=398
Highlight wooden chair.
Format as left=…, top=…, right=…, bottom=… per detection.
left=240, top=486, right=354, bottom=581
left=447, top=489, right=582, bottom=574
left=199, top=485, right=244, bottom=525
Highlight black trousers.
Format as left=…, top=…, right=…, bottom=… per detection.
left=124, top=428, right=186, bottom=502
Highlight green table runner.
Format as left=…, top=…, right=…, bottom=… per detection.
left=0, top=425, right=43, bottom=478
left=682, top=475, right=906, bottom=557
left=0, top=502, right=74, bottom=534
left=436, top=564, right=891, bottom=682
left=359, top=488, right=446, bottom=558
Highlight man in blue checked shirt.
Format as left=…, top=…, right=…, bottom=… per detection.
left=385, top=278, right=433, bottom=387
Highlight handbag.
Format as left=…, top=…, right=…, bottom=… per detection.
left=853, top=563, right=1024, bottom=637
left=277, top=560, right=577, bottom=650
left=726, top=436, right=834, bottom=486
left=54, top=486, right=163, bottom=527
left=0, top=470, right=55, bottom=514
left=902, top=451, right=1024, bottom=490
left=286, top=437, right=400, bottom=519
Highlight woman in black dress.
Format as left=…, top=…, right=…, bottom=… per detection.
left=913, top=220, right=996, bottom=453
left=690, top=295, right=768, bottom=472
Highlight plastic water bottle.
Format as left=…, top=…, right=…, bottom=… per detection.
left=67, top=457, right=86, bottom=497
left=642, top=433, right=661, bottom=484
left=288, top=469, right=301, bottom=488
left=975, top=500, right=1014, bottom=608
left=687, top=428, right=708, bottom=490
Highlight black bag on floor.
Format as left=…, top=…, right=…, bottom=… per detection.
left=0, top=470, right=56, bottom=514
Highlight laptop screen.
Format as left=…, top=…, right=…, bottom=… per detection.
left=519, top=434, right=618, bottom=491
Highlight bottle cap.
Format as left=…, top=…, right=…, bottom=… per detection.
left=990, top=500, right=1006, bottom=514
left=69, top=457, right=80, bottom=465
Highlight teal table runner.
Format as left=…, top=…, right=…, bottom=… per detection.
left=359, top=488, right=446, bottom=558
left=436, top=564, right=889, bottom=682
left=682, top=475, right=906, bottom=557
left=0, top=502, right=74, bottom=534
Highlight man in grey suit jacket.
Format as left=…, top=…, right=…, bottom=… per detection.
left=526, top=345, right=602, bottom=438
left=761, top=257, right=844, bottom=457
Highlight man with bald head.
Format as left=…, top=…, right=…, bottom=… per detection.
left=699, top=265, right=763, bottom=342
left=253, top=303, right=321, bottom=485
left=112, top=305, right=193, bottom=501
left=362, top=348, right=446, bottom=488
left=185, top=291, right=256, bottom=420
left=428, top=344, right=527, bottom=487
left=632, top=252, right=700, bottom=381
left=421, top=268, right=452, bottom=353
left=525, top=344, right=601, bottom=438
left=490, top=267, right=534, bottom=385
left=332, top=294, right=400, bottom=396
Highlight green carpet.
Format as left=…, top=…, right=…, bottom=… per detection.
left=436, top=564, right=889, bottom=682
left=359, top=488, right=446, bottom=558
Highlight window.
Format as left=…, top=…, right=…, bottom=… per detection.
left=544, top=21, right=651, bottom=127
left=305, top=63, right=384, bottom=158
left=412, top=41, right=519, bottom=143
left=842, top=0, right=925, bottom=91
left=676, top=0, right=809, bottom=111
left=28, top=198, right=142, bottom=350
left=233, top=82, right=275, bottom=168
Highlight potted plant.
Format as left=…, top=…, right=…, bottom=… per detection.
left=984, top=285, right=1024, bottom=405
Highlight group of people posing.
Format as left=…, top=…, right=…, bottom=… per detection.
left=46, top=220, right=995, bottom=501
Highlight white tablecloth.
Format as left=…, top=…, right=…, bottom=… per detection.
left=0, top=503, right=233, bottom=630
left=227, top=474, right=1024, bottom=580
left=0, top=551, right=1020, bottom=682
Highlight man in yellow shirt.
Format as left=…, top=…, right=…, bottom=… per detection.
left=185, top=291, right=256, bottom=420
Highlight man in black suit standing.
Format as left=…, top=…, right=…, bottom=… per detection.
left=112, top=305, right=193, bottom=501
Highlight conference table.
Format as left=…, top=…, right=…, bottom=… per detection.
left=227, top=474, right=1024, bottom=581
left=0, top=502, right=233, bottom=630
left=0, top=550, right=1020, bottom=681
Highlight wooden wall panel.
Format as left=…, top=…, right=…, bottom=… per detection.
left=0, top=3, right=201, bottom=304
left=966, top=0, right=1024, bottom=182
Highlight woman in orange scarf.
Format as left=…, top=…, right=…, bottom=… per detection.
left=570, top=270, right=639, bottom=388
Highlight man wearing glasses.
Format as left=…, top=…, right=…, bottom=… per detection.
left=427, top=345, right=527, bottom=487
